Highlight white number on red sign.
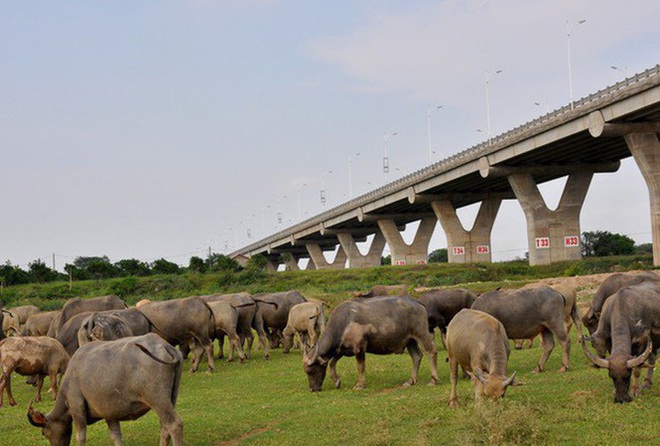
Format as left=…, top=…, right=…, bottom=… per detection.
left=535, top=237, right=550, bottom=249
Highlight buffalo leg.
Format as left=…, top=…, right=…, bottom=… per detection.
left=555, top=327, right=570, bottom=372
left=448, top=356, right=459, bottom=408
left=251, top=316, right=269, bottom=360
left=48, top=369, right=59, bottom=400
left=417, top=333, right=439, bottom=385
left=34, top=375, right=44, bottom=402
left=73, top=417, right=88, bottom=446
left=534, top=329, right=555, bottom=373
left=329, top=356, right=341, bottom=389
left=353, top=352, right=367, bottom=390
left=216, top=333, right=225, bottom=360
left=405, top=341, right=423, bottom=387
left=151, top=400, right=183, bottom=446
left=228, top=332, right=246, bottom=362
left=106, top=420, right=122, bottom=446
left=5, top=371, right=17, bottom=406
left=202, top=338, right=215, bottom=373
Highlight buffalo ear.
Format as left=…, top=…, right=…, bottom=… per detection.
left=27, top=403, right=47, bottom=428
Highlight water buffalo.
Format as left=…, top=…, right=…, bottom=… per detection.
left=21, top=311, right=60, bottom=337
left=253, top=290, right=307, bottom=348
left=353, top=284, right=408, bottom=297
left=27, top=333, right=183, bottom=446
left=2, top=309, right=20, bottom=336
left=417, top=288, right=478, bottom=343
left=583, top=271, right=660, bottom=335
left=446, top=309, right=519, bottom=407
left=202, top=293, right=271, bottom=360
left=54, top=295, right=127, bottom=337
left=138, top=296, right=215, bottom=372
left=77, top=313, right=133, bottom=346
left=282, top=300, right=327, bottom=356
left=304, top=296, right=439, bottom=391
left=581, top=281, right=660, bottom=403
left=471, top=286, right=575, bottom=373
left=8, top=304, right=40, bottom=326
left=0, top=336, right=69, bottom=406
left=206, top=300, right=246, bottom=362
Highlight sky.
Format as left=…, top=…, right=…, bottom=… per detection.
left=2, top=0, right=660, bottom=270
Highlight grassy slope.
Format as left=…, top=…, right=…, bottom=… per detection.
left=1, top=255, right=659, bottom=445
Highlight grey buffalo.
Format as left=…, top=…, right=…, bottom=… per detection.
left=53, top=295, right=127, bottom=338
left=353, top=284, right=408, bottom=297
left=304, top=296, right=439, bottom=391
left=417, top=288, right=478, bottom=343
left=0, top=336, right=69, bottom=406
left=21, top=311, right=61, bottom=337
left=446, top=309, right=519, bottom=407
left=581, top=281, right=660, bottom=403
left=471, top=286, right=576, bottom=373
left=582, top=271, right=660, bottom=334
left=206, top=300, right=246, bottom=362
left=27, top=333, right=183, bottom=446
left=138, top=296, right=215, bottom=372
left=282, top=300, right=327, bottom=356
left=253, top=290, right=307, bottom=349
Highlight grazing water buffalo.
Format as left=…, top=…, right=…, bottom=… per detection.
left=21, top=311, right=61, bottom=337
left=446, top=309, right=519, bottom=408
left=581, top=281, right=660, bottom=403
left=282, top=300, right=327, bottom=356
left=202, top=293, right=271, bottom=360
left=472, top=286, right=575, bottom=373
left=8, top=304, right=40, bottom=325
left=304, top=296, right=439, bottom=391
left=583, top=271, right=660, bottom=335
left=353, top=284, right=409, bottom=297
left=206, top=300, right=246, bottom=362
left=138, top=296, right=215, bottom=372
left=0, top=336, right=69, bottom=406
left=2, top=310, right=20, bottom=336
left=417, top=288, right=478, bottom=343
left=77, top=308, right=152, bottom=346
left=253, top=291, right=307, bottom=348
left=27, top=333, right=183, bottom=446
left=54, top=295, right=127, bottom=337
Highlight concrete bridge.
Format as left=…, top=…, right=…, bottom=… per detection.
left=230, top=65, right=660, bottom=270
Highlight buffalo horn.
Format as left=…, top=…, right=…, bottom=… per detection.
left=27, top=402, right=47, bottom=428
left=581, top=338, right=609, bottom=369
left=627, top=338, right=653, bottom=369
left=503, top=371, right=517, bottom=388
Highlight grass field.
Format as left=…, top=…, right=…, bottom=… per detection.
left=2, top=328, right=658, bottom=446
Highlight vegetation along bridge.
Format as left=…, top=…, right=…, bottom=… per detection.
left=230, top=65, right=660, bottom=270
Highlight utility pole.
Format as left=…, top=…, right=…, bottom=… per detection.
left=52, top=253, right=56, bottom=271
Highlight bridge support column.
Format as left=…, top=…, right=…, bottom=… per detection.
left=625, top=133, right=660, bottom=266
left=305, top=243, right=347, bottom=270
left=431, top=198, right=502, bottom=263
left=377, top=217, right=436, bottom=265
left=337, top=232, right=386, bottom=268
left=265, top=258, right=279, bottom=272
left=508, top=172, right=592, bottom=266
left=282, top=255, right=300, bottom=271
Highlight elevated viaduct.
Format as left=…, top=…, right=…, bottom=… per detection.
left=231, top=65, right=660, bottom=270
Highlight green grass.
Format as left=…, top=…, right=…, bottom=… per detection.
left=2, top=330, right=658, bottom=446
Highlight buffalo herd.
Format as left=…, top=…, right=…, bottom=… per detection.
left=0, top=271, right=659, bottom=445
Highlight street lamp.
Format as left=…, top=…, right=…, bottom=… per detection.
left=485, top=70, right=502, bottom=146
left=427, top=105, right=442, bottom=163
left=611, top=65, right=628, bottom=76
left=383, top=132, right=397, bottom=180
left=297, top=183, right=308, bottom=221
left=348, top=152, right=360, bottom=199
left=566, top=19, right=586, bottom=110
left=320, top=170, right=332, bottom=208
left=276, top=195, right=286, bottom=225
left=261, top=205, right=270, bottom=237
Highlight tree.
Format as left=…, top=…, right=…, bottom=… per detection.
left=28, top=259, right=59, bottom=283
left=246, top=254, right=268, bottom=271
left=115, top=259, right=151, bottom=277
left=151, top=258, right=182, bottom=275
left=428, top=248, right=448, bottom=263
left=207, top=254, right=241, bottom=272
left=635, top=243, right=653, bottom=255
left=381, top=255, right=391, bottom=266
left=581, top=231, right=636, bottom=257
left=188, top=256, right=207, bottom=274
left=0, top=262, right=30, bottom=286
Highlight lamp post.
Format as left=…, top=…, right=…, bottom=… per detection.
left=276, top=195, right=286, bottom=226
left=485, top=70, right=502, bottom=146
left=427, top=105, right=442, bottom=163
left=611, top=65, right=628, bottom=76
left=383, top=132, right=397, bottom=182
left=348, top=152, right=360, bottom=199
left=261, top=206, right=270, bottom=237
left=566, top=19, right=586, bottom=110
left=297, top=183, right=307, bottom=221
left=320, top=170, right=332, bottom=208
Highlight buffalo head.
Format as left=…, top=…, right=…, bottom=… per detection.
left=467, top=368, right=519, bottom=401
left=581, top=336, right=653, bottom=403
left=303, top=347, right=328, bottom=392
left=27, top=402, right=72, bottom=446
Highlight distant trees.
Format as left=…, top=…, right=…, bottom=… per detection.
left=428, top=248, right=448, bottom=263
left=581, top=231, right=636, bottom=257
